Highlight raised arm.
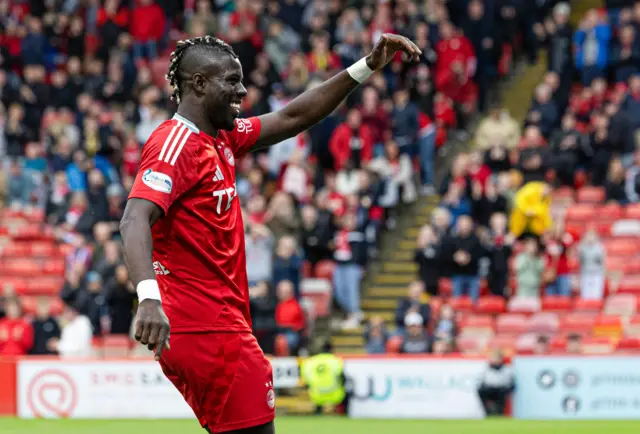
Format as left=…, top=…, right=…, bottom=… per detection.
left=119, top=198, right=170, bottom=360
left=253, top=34, right=421, bottom=149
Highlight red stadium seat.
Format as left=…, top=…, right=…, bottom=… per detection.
left=605, top=239, right=639, bottom=257
left=0, top=277, right=28, bottom=294
left=314, top=260, right=335, bottom=281
left=507, top=297, right=541, bottom=314
left=542, top=296, right=572, bottom=312
left=300, top=279, right=332, bottom=318
left=565, top=204, right=596, bottom=222
left=0, top=259, right=40, bottom=276
left=103, top=336, right=134, bottom=358
left=459, top=315, right=495, bottom=336
left=42, top=259, right=65, bottom=275
left=616, top=337, right=640, bottom=354
left=475, top=296, right=506, bottom=315
left=456, top=335, right=488, bottom=355
left=604, top=293, right=637, bottom=317
left=515, top=333, right=538, bottom=354
left=581, top=337, right=615, bottom=354
left=577, top=186, right=605, bottom=203
left=496, top=314, right=529, bottom=335
left=593, top=315, right=623, bottom=338
left=0, top=243, right=30, bottom=257
left=550, top=336, right=567, bottom=353
left=26, top=278, right=63, bottom=296
left=488, top=335, right=517, bottom=354
left=49, top=297, right=65, bottom=316
left=449, top=296, right=474, bottom=313
left=625, top=203, right=640, bottom=220
left=20, top=296, right=37, bottom=315
left=611, top=219, right=640, bottom=237
left=560, top=313, right=596, bottom=335
left=617, top=275, right=640, bottom=295
left=551, top=187, right=574, bottom=203
left=594, top=203, right=623, bottom=220
left=529, top=312, right=560, bottom=334
left=30, top=242, right=56, bottom=257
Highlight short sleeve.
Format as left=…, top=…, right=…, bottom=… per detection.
left=226, top=117, right=262, bottom=159
left=128, top=124, right=199, bottom=214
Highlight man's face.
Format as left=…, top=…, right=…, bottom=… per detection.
left=201, top=55, right=247, bottom=131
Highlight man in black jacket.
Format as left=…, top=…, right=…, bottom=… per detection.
left=442, top=215, right=483, bottom=301
left=394, top=281, right=431, bottom=332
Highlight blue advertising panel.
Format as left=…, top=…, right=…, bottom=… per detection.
left=513, top=356, right=640, bottom=419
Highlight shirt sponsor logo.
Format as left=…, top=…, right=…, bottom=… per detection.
left=142, top=169, right=173, bottom=194
left=152, top=261, right=170, bottom=275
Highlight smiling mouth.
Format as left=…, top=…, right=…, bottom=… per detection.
left=230, top=102, right=241, bottom=114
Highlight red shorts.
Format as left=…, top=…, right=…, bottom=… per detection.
left=159, top=332, right=275, bottom=433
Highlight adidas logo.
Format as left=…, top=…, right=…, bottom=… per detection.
left=212, top=165, right=225, bottom=182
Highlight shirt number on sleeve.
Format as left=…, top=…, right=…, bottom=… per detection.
left=212, top=186, right=236, bottom=214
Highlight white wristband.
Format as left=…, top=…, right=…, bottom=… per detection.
left=137, top=279, right=162, bottom=302
left=347, top=57, right=374, bottom=84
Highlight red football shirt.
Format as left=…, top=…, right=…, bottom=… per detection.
left=128, top=113, right=262, bottom=333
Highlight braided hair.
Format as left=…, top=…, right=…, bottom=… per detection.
left=166, top=36, right=237, bottom=104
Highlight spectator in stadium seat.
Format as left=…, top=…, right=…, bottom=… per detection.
left=477, top=350, right=514, bottom=416
left=471, top=178, right=508, bottom=229
left=245, top=223, right=275, bottom=286
left=566, top=333, right=583, bottom=354
left=533, top=334, right=550, bottom=354
left=265, top=192, right=301, bottom=242
left=621, top=75, right=640, bottom=134
left=30, top=297, right=61, bottom=355
left=365, top=316, right=389, bottom=354
left=435, top=304, right=457, bottom=345
left=527, top=84, right=559, bottom=137
left=273, top=236, right=302, bottom=299
left=579, top=229, right=606, bottom=300
left=105, top=264, right=137, bottom=335
left=573, top=10, right=611, bottom=85
left=414, top=225, right=441, bottom=296
left=590, top=113, right=616, bottom=186
left=4, top=103, right=33, bottom=158
left=510, top=181, right=552, bottom=238
left=546, top=3, right=574, bottom=93
left=391, top=88, right=419, bottom=154
left=275, top=280, right=306, bottom=354
left=443, top=215, right=483, bottom=301
left=485, top=214, right=514, bottom=298
left=21, top=17, right=46, bottom=66
left=605, top=158, right=629, bottom=203
left=358, top=86, right=389, bottom=155
left=515, top=237, right=545, bottom=298
left=250, top=281, right=277, bottom=354
left=475, top=108, right=521, bottom=151
left=432, top=207, right=453, bottom=239
left=400, top=312, right=430, bottom=354
left=333, top=213, right=366, bottom=330
left=0, top=298, right=34, bottom=356
left=49, top=305, right=93, bottom=358
left=395, top=281, right=431, bottom=332
left=77, top=271, right=109, bottom=336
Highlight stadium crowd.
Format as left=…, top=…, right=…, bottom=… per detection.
left=0, top=0, right=532, bottom=357
left=365, top=0, right=640, bottom=357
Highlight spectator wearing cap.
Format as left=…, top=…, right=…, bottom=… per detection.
left=30, top=297, right=61, bottom=355
left=509, top=181, right=552, bottom=238
left=443, top=215, right=483, bottom=301
left=0, top=298, right=34, bottom=356
left=400, top=312, right=430, bottom=354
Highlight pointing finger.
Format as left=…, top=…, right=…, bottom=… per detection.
left=154, top=328, right=170, bottom=361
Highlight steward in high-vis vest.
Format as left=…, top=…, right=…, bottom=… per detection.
left=301, top=348, right=348, bottom=414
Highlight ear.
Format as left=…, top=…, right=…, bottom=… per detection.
left=192, top=72, right=207, bottom=95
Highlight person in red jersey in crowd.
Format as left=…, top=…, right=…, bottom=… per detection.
left=120, top=34, right=421, bottom=434
left=0, top=298, right=34, bottom=356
